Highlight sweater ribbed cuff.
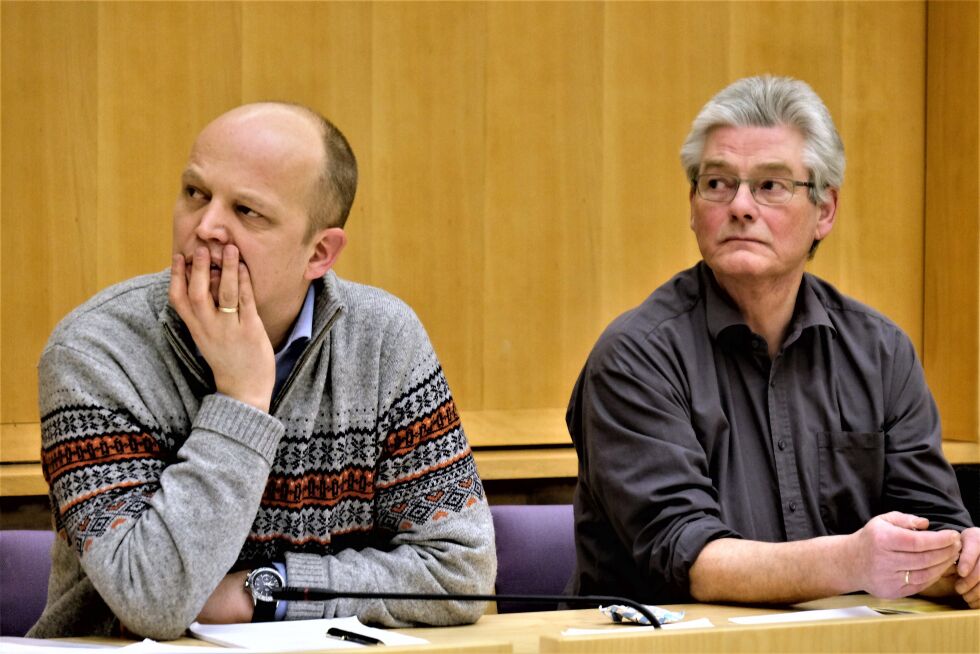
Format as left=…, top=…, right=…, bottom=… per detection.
left=195, top=394, right=284, bottom=464
left=284, top=552, right=333, bottom=620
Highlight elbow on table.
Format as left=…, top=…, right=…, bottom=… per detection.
left=687, top=556, right=725, bottom=603
left=96, top=577, right=203, bottom=641
left=443, top=599, right=488, bottom=625
left=114, top=599, right=200, bottom=642
left=426, top=551, right=496, bottom=625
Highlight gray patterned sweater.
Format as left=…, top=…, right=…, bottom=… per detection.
left=28, top=270, right=495, bottom=639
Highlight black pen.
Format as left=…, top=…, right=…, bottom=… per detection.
left=326, top=627, right=384, bottom=646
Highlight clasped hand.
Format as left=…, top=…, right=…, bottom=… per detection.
left=169, top=245, right=275, bottom=412
left=852, top=512, right=980, bottom=607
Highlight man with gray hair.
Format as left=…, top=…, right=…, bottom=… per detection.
left=568, top=76, right=979, bottom=608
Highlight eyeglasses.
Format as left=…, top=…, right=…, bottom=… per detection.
left=693, top=173, right=814, bottom=206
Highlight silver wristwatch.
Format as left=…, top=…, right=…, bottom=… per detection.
left=245, top=565, right=284, bottom=622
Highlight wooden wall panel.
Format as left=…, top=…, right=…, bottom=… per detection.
left=240, top=2, right=374, bottom=283
left=1, top=2, right=98, bottom=424
left=95, top=2, right=242, bottom=290
left=368, top=3, right=487, bottom=407
left=823, top=1, right=925, bottom=346
left=2, top=1, right=975, bottom=462
left=924, top=0, right=979, bottom=442
left=483, top=2, right=604, bottom=409
left=600, top=2, right=723, bottom=328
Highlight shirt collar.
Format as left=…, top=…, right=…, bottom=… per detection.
left=702, top=263, right=746, bottom=340
left=783, top=273, right=835, bottom=346
left=702, top=263, right=835, bottom=344
left=275, top=284, right=314, bottom=362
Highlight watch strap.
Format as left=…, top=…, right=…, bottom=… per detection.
left=252, top=595, right=277, bottom=623
left=247, top=563, right=284, bottom=623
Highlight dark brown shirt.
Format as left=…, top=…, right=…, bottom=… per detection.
left=568, top=262, right=972, bottom=603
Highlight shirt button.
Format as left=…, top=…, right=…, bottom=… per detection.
left=789, top=501, right=798, bottom=512
left=777, top=439, right=787, bottom=451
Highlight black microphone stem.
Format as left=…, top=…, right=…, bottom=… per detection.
left=272, top=588, right=662, bottom=628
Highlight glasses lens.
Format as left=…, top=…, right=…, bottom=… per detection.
left=697, top=174, right=737, bottom=202
left=752, top=178, right=793, bottom=205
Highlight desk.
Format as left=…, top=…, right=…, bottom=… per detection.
left=65, top=595, right=978, bottom=654
left=403, top=594, right=979, bottom=653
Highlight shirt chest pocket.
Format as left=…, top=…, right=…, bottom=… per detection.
left=817, top=431, right=885, bottom=534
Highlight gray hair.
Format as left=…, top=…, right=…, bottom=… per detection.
left=680, top=76, right=844, bottom=204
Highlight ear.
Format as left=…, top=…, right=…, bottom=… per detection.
left=814, top=187, right=838, bottom=241
left=304, top=227, right=347, bottom=280
left=689, top=185, right=697, bottom=231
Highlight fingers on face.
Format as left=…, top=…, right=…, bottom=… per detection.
left=169, top=254, right=190, bottom=313
left=238, top=262, right=258, bottom=318
left=188, top=246, right=214, bottom=306
left=218, top=245, right=240, bottom=310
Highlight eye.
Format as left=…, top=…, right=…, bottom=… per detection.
left=706, top=174, right=735, bottom=190
left=236, top=204, right=263, bottom=219
left=757, top=178, right=792, bottom=195
left=184, top=185, right=208, bottom=201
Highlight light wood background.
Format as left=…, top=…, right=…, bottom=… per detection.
left=924, top=0, right=979, bottom=446
left=2, top=2, right=978, bottom=476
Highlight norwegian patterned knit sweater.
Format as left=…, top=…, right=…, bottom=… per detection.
left=28, top=270, right=495, bottom=640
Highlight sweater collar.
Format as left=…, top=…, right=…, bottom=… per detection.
left=160, top=270, right=346, bottom=384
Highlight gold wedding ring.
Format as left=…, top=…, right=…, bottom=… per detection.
left=904, top=570, right=910, bottom=585
left=218, top=306, right=239, bottom=313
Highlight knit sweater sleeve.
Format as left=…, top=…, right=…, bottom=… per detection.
left=37, top=340, right=284, bottom=640
left=283, top=315, right=496, bottom=627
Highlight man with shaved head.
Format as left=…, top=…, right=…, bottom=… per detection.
left=30, top=103, right=495, bottom=639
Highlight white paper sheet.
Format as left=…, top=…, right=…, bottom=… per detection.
left=728, top=605, right=880, bottom=624
left=0, top=635, right=252, bottom=653
left=120, top=639, right=250, bottom=652
left=189, top=616, right=428, bottom=650
left=562, top=617, right=715, bottom=636
left=0, top=637, right=109, bottom=652
left=661, top=617, right=715, bottom=630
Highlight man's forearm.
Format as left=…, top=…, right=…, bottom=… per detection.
left=285, top=503, right=496, bottom=626
left=688, top=536, right=855, bottom=604
left=688, top=513, right=963, bottom=604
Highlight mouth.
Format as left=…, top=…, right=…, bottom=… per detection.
left=181, top=255, right=223, bottom=269
left=180, top=258, right=223, bottom=284
left=723, top=236, right=765, bottom=245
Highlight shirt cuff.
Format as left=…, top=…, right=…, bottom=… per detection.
left=273, top=561, right=288, bottom=621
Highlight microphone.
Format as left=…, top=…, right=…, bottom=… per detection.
left=272, top=587, right=662, bottom=628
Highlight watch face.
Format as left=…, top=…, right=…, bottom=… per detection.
left=249, top=568, right=284, bottom=603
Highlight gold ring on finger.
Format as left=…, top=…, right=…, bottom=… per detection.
left=218, top=306, right=239, bottom=313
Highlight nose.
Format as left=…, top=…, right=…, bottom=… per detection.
left=728, top=180, right=759, bottom=221
left=194, top=202, right=231, bottom=244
